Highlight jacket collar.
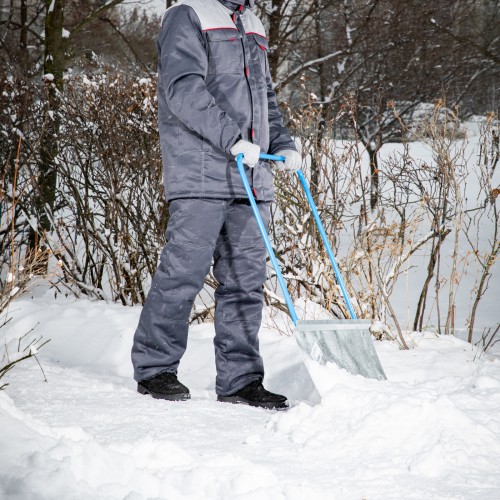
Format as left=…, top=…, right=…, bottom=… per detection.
left=217, top=0, right=255, bottom=13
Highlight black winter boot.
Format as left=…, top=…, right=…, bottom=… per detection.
left=218, top=380, right=288, bottom=410
left=137, top=371, right=190, bottom=401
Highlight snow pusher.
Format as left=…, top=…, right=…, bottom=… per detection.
left=236, top=153, right=386, bottom=396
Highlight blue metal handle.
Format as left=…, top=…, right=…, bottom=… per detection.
left=295, top=170, right=357, bottom=320
left=236, top=154, right=298, bottom=325
left=237, top=153, right=358, bottom=322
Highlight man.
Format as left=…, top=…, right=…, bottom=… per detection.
left=131, top=0, right=301, bottom=410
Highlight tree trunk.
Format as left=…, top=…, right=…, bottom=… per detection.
left=44, top=0, right=65, bottom=89
left=413, top=229, right=450, bottom=331
left=309, top=0, right=327, bottom=205
left=368, top=147, right=379, bottom=210
left=19, top=0, right=28, bottom=70
left=30, top=0, right=65, bottom=255
left=468, top=209, right=499, bottom=342
left=267, top=0, right=282, bottom=81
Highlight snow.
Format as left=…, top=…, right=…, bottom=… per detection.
left=1, top=293, right=500, bottom=499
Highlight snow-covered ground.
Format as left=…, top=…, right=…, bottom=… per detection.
left=1, top=293, right=500, bottom=499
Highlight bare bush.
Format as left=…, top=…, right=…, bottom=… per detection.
left=1, top=66, right=496, bottom=346
left=464, top=113, right=499, bottom=343
left=44, top=74, right=166, bottom=305
left=1, top=138, right=50, bottom=390
left=271, top=95, right=492, bottom=348
left=269, top=91, right=367, bottom=321
left=474, top=324, right=500, bottom=359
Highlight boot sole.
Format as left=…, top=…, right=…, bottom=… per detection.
left=137, top=383, right=191, bottom=401
left=217, top=395, right=288, bottom=410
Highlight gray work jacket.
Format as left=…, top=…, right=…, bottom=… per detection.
left=157, top=0, right=296, bottom=201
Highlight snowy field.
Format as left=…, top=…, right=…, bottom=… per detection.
left=1, top=293, right=500, bottom=499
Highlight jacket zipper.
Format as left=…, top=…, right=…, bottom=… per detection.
left=234, top=10, right=257, bottom=196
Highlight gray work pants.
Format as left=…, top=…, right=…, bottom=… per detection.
left=131, top=198, right=270, bottom=396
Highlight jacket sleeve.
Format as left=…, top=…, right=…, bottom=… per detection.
left=265, top=64, right=297, bottom=154
left=158, top=6, right=242, bottom=154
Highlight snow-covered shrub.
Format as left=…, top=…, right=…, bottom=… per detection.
left=1, top=70, right=166, bottom=306
left=1, top=68, right=496, bottom=342
left=0, top=116, right=50, bottom=388
left=270, top=95, right=497, bottom=345
left=345, top=101, right=469, bottom=339
left=389, top=101, right=467, bottom=142
left=464, top=112, right=499, bottom=344
left=0, top=72, right=42, bottom=251
left=269, top=94, right=367, bottom=321
left=46, top=74, right=166, bottom=305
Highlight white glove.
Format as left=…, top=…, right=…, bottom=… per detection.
left=274, top=149, right=301, bottom=173
left=230, top=139, right=261, bottom=168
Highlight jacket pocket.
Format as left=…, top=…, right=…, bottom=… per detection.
left=251, top=34, right=269, bottom=79
left=206, top=29, right=243, bottom=75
